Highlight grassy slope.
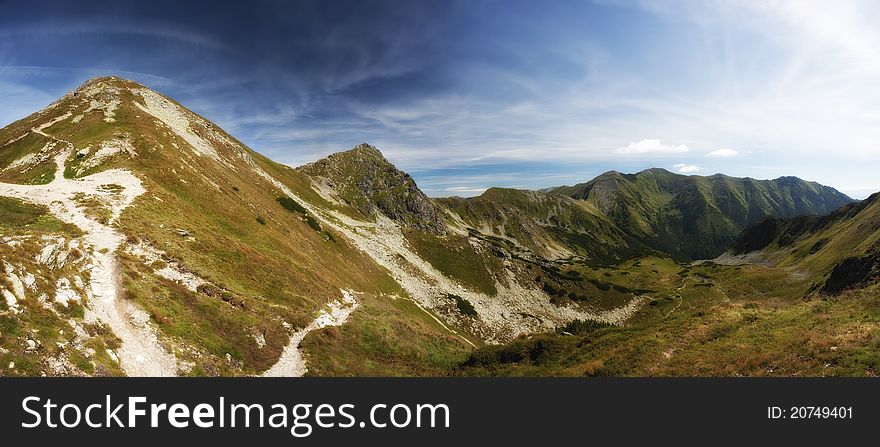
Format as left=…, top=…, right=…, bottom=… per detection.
left=733, top=194, right=880, bottom=270
left=436, top=187, right=644, bottom=263
left=301, top=293, right=472, bottom=376
left=460, top=257, right=880, bottom=376
left=404, top=230, right=503, bottom=296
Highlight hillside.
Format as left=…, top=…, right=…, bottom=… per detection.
left=724, top=193, right=880, bottom=294
left=549, top=169, right=853, bottom=260
left=0, top=77, right=476, bottom=376
left=435, top=187, right=649, bottom=262
left=0, top=77, right=646, bottom=377
left=458, top=191, right=880, bottom=377
left=459, top=205, right=880, bottom=377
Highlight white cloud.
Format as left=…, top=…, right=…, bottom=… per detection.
left=616, top=138, right=689, bottom=155
left=706, top=148, right=740, bottom=158
left=444, top=186, right=488, bottom=194
left=674, top=163, right=701, bottom=173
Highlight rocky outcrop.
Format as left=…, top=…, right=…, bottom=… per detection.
left=298, top=144, right=446, bottom=234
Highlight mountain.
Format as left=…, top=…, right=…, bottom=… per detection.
left=0, top=77, right=644, bottom=377
left=725, top=192, right=880, bottom=294
left=0, top=77, right=477, bottom=377
left=549, top=168, right=853, bottom=260
left=298, top=144, right=446, bottom=234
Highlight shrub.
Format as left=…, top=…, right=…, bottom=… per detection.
left=305, top=215, right=322, bottom=231
left=256, top=216, right=266, bottom=225
left=276, top=196, right=307, bottom=214
left=197, top=284, right=219, bottom=297
left=559, top=319, right=613, bottom=335
left=449, top=294, right=477, bottom=316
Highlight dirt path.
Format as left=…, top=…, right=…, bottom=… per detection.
left=262, top=289, right=359, bottom=377
left=0, top=127, right=177, bottom=376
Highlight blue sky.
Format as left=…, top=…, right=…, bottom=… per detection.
left=2, top=0, right=879, bottom=198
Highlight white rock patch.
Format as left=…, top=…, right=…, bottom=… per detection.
left=3, top=262, right=26, bottom=300
left=54, top=278, right=80, bottom=307
left=133, top=88, right=230, bottom=166
left=35, top=238, right=78, bottom=269
left=2, top=288, right=18, bottom=313
left=125, top=242, right=207, bottom=292
left=77, top=137, right=138, bottom=175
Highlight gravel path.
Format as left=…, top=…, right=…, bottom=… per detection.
left=262, top=289, right=359, bottom=377
left=0, top=126, right=178, bottom=376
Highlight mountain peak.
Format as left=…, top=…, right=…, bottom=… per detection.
left=323, top=143, right=388, bottom=164
left=72, top=75, right=145, bottom=96
left=78, top=75, right=128, bottom=87
left=349, top=143, right=384, bottom=156
left=637, top=167, right=673, bottom=175
left=298, top=145, right=446, bottom=234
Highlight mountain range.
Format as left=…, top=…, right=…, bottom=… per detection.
left=1, top=77, right=877, bottom=377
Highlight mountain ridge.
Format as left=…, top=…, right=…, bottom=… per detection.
left=546, top=167, right=853, bottom=259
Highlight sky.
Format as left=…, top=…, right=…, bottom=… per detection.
left=1, top=0, right=879, bottom=198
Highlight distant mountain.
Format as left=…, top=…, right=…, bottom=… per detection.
left=548, top=168, right=853, bottom=259
left=726, top=192, right=880, bottom=294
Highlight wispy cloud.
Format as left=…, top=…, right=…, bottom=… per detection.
left=617, top=139, right=689, bottom=155
left=444, top=186, right=489, bottom=194
left=674, top=163, right=701, bottom=173
left=706, top=148, right=740, bottom=158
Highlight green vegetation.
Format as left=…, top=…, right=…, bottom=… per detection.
left=460, top=258, right=880, bottom=376
left=0, top=197, right=81, bottom=236
left=301, top=293, right=472, bottom=376
left=549, top=169, right=853, bottom=260
left=406, top=231, right=501, bottom=296
left=276, top=196, right=307, bottom=213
